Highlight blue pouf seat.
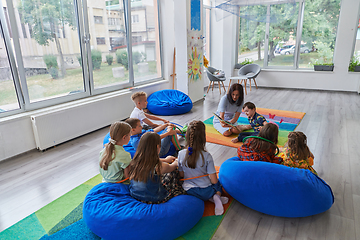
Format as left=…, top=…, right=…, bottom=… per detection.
left=219, top=157, right=334, bottom=218
left=83, top=183, right=204, bottom=240
left=147, top=89, right=193, bottom=116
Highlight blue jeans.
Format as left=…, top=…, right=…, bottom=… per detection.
left=237, top=131, right=259, bottom=142
left=186, top=181, right=222, bottom=201
left=159, top=135, right=172, bottom=157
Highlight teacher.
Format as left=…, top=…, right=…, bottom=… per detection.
left=213, top=83, right=244, bottom=136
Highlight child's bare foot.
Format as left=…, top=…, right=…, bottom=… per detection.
left=231, top=137, right=239, bottom=143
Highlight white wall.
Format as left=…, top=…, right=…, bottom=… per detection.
left=211, top=0, right=360, bottom=93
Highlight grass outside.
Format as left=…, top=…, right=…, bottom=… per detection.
left=0, top=61, right=159, bottom=108
left=251, top=52, right=323, bottom=68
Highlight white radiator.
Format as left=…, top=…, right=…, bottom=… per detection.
left=31, top=91, right=133, bottom=151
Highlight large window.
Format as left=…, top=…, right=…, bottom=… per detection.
left=130, top=0, right=162, bottom=84
left=236, top=0, right=341, bottom=69
left=0, top=0, right=163, bottom=117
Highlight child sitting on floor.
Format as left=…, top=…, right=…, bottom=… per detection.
left=237, top=123, right=282, bottom=164
left=130, top=91, right=169, bottom=129
left=99, top=121, right=132, bottom=183
left=178, top=120, right=228, bottom=215
left=129, top=132, right=185, bottom=204
left=125, top=118, right=182, bottom=157
left=231, top=102, right=267, bottom=143
left=279, top=131, right=318, bottom=175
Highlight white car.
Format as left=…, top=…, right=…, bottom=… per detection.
left=280, top=44, right=310, bottom=55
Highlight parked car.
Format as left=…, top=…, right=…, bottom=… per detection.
left=275, top=44, right=293, bottom=54
left=280, top=44, right=310, bottom=55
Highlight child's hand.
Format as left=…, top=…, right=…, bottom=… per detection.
left=166, top=127, right=176, bottom=135
left=163, top=119, right=170, bottom=124
left=171, top=159, right=178, bottom=167
left=231, top=137, right=239, bottom=143
left=164, top=156, right=176, bottom=163
left=220, top=121, right=230, bottom=128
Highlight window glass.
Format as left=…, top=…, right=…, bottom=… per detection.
left=238, top=6, right=266, bottom=67
left=131, top=0, right=162, bottom=84
left=351, top=17, right=360, bottom=70
left=12, top=0, right=86, bottom=103
left=0, top=23, right=20, bottom=113
left=300, top=0, right=341, bottom=68
left=267, top=2, right=299, bottom=67
left=89, top=1, right=130, bottom=89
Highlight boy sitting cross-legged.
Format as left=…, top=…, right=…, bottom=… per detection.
left=130, top=91, right=169, bottom=129
left=125, top=118, right=182, bottom=157
left=231, top=102, right=268, bottom=143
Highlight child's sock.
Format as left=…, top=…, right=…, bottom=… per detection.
left=213, top=194, right=224, bottom=215
left=209, top=196, right=229, bottom=204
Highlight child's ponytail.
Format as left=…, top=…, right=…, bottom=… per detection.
left=185, top=120, right=206, bottom=169
left=100, top=121, right=131, bottom=170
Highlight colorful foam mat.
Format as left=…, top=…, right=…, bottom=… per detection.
left=205, top=108, right=305, bottom=148
left=1, top=167, right=232, bottom=240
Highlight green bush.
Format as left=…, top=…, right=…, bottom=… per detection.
left=116, top=49, right=128, bottom=70
left=43, top=55, right=58, bottom=70
left=310, top=41, right=333, bottom=66
left=106, top=55, right=114, bottom=65
left=348, top=54, right=360, bottom=72
left=132, top=51, right=143, bottom=64
left=91, top=50, right=102, bottom=70
left=49, top=67, right=59, bottom=79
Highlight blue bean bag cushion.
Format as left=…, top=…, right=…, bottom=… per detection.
left=83, top=183, right=204, bottom=240
left=147, top=90, right=193, bottom=116
left=103, top=132, right=176, bottom=158
left=219, top=157, right=334, bottom=217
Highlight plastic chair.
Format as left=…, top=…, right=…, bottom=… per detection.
left=206, top=67, right=226, bottom=94
left=228, top=64, right=261, bottom=95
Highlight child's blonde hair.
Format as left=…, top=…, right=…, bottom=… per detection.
left=184, top=120, right=206, bottom=169
left=100, top=121, right=131, bottom=170
left=131, top=91, right=147, bottom=102
left=129, top=132, right=162, bottom=182
left=287, top=131, right=311, bottom=160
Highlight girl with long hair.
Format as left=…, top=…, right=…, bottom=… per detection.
left=279, top=132, right=317, bottom=175
left=99, top=121, right=132, bottom=183
left=129, top=132, right=184, bottom=203
left=178, top=120, right=228, bottom=215
left=237, top=123, right=282, bottom=164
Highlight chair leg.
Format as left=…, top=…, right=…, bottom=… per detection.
left=253, top=78, right=258, bottom=89
left=207, top=81, right=212, bottom=93
left=228, top=79, right=232, bottom=90
left=212, top=81, right=215, bottom=91
left=243, top=79, right=247, bottom=95
left=222, top=81, right=226, bottom=93
left=249, top=79, right=252, bottom=92
left=218, top=81, right=221, bottom=94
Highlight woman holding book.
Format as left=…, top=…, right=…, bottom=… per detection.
left=213, top=83, right=244, bottom=136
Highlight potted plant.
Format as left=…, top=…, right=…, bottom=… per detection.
left=235, top=58, right=253, bottom=69
left=310, top=41, right=334, bottom=71
left=348, top=55, right=360, bottom=72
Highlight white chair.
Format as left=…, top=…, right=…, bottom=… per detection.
left=228, top=64, right=261, bottom=95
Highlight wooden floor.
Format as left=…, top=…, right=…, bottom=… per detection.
left=0, top=86, right=359, bottom=239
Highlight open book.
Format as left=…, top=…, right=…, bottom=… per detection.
left=213, top=112, right=236, bottom=127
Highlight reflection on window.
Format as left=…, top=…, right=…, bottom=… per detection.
left=132, top=15, right=139, bottom=23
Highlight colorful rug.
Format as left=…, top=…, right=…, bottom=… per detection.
left=205, top=108, right=305, bottom=148
left=0, top=167, right=233, bottom=240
